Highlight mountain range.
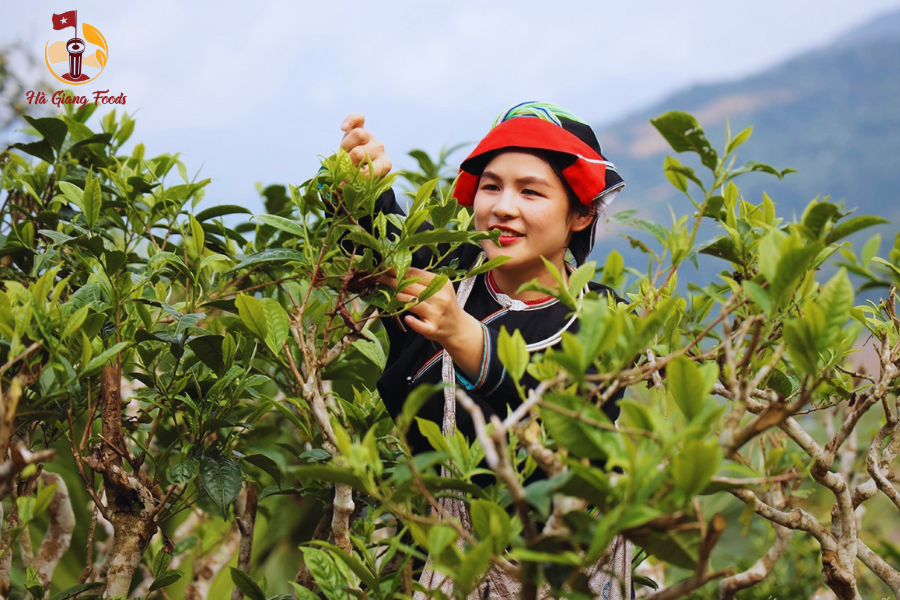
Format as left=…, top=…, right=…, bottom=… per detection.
left=592, top=8, right=900, bottom=268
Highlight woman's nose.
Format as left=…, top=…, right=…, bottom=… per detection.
left=492, top=190, right=519, bottom=218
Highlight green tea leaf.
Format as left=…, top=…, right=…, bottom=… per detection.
left=195, top=204, right=252, bottom=221
left=189, top=214, right=205, bottom=256
left=33, top=481, right=59, bottom=516
left=310, top=542, right=379, bottom=590
left=770, top=243, right=822, bottom=303
left=417, top=274, right=448, bottom=303
left=82, top=174, right=102, bottom=230
left=399, top=383, right=443, bottom=436
left=818, top=268, right=853, bottom=347
left=427, top=524, right=458, bottom=557
left=666, top=356, right=717, bottom=421
left=410, top=177, right=439, bottom=214
left=299, top=548, right=350, bottom=599
left=352, top=338, right=385, bottom=369
left=12, top=140, right=55, bottom=164
left=663, top=155, right=688, bottom=192
left=464, top=255, right=511, bottom=279
left=147, top=251, right=193, bottom=280
left=235, top=294, right=268, bottom=341
left=456, top=541, right=493, bottom=594
left=541, top=393, right=617, bottom=460
left=229, top=568, right=266, bottom=600
left=567, top=261, right=596, bottom=296
left=293, top=465, right=364, bottom=489
left=49, top=582, right=104, bottom=600
left=783, top=315, right=821, bottom=377
left=82, top=341, right=130, bottom=375
left=801, top=202, right=840, bottom=240
left=254, top=214, right=306, bottom=238
left=153, top=550, right=172, bottom=577
left=762, top=192, right=776, bottom=225
left=826, top=215, right=890, bottom=244
left=471, top=499, right=512, bottom=553
left=497, top=326, right=528, bottom=384
left=148, top=569, right=184, bottom=592
left=25, top=565, right=44, bottom=600
left=628, top=528, right=700, bottom=570
left=187, top=335, right=225, bottom=377
left=261, top=298, right=290, bottom=353
left=392, top=249, right=413, bottom=280
left=508, top=547, right=581, bottom=566
left=742, top=280, right=773, bottom=315
left=289, top=582, right=321, bottom=600
left=650, top=111, right=718, bottom=171
left=600, top=250, right=624, bottom=289
left=404, top=229, right=470, bottom=248
left=244, top=454, right=282, bottom=485
left=17, top=495, right=35, bottom=524
left=58, top=181, right=84, bottom=210
left=230, top=249, right=307, bottom=271
left=199, top=455, right=242, bottom=519
left=672, top=439, right=721, bottom=496
left=167, top=457, right=199, bottom=485
left=416, top=417, right=451, bottom=455
left=725, top=125, right=752, bottom=156
left=24, top=115, right=68, bottom=151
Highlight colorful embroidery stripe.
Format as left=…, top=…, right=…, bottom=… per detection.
left=412, top=350, right=443, bottom=383
left=483, top=308, right=508, bottom=324
left=454, top=322, right=492, bottom=391
left=469, top=322, right=491, bottom=389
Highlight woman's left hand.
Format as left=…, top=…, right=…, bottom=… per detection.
left=380, top=268, right=485, bottom=378
left=339, top=113, right=392, bottom=178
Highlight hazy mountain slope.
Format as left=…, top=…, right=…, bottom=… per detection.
left=594, top=9, right=900, bottom=238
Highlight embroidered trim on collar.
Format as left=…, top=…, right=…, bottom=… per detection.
left=485, top=271, right=558, bottom=311
left=480, top=260, right=588, bottom=351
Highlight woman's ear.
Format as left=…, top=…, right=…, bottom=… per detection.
left=569, top=206, right=595, bottom=233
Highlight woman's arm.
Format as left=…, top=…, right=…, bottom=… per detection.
left=340, top=114, right=488, bottom=379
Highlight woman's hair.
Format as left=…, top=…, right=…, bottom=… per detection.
left=540, top=151, right=599, bottom=267
left=475, top=148, right=599, bottom=266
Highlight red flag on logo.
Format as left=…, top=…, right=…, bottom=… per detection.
left=52, top=11, right=77, bottom=31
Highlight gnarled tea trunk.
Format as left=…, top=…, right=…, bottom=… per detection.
left=104, top=512, right=156, bottom=598
left=85, top=365, right=158, bottom=598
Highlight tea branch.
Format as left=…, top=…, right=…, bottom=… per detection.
left=719, top=485, right=792, bottom=600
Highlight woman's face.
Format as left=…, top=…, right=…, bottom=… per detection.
left=473, top=151, right=592, bottom=284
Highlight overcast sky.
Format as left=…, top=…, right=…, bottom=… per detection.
left=4, top=0, right=900, bottom=214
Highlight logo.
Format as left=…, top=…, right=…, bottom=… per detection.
left=44, top=10, right=108, bottom=85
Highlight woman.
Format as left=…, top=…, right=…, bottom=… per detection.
left=339, top=101, right=631, bottom=598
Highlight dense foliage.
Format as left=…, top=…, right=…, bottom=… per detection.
left=1, top=96, right=900, bottom=600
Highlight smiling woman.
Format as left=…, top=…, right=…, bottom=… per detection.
left=340, top=101, right=632, bottom=598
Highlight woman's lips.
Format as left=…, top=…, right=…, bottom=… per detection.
left=491, top=227, right=524, bottom=246
left=498, top=234, right=524, bottom=245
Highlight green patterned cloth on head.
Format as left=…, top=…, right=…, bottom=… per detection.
left=491, top=100, right=589, bottom=129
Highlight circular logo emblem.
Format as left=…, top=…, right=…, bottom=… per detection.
left=45, top=11, right=108, bottom=85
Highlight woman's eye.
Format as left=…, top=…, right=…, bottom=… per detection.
left=481, top=184, right=499, bottom=191
left=522, top=189, right=541, bottom=197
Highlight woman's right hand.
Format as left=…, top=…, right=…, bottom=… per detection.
left=340, top=113, right=392, bottom=178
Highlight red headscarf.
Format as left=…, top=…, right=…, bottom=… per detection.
left=452, top=106, right=624, bottom=209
